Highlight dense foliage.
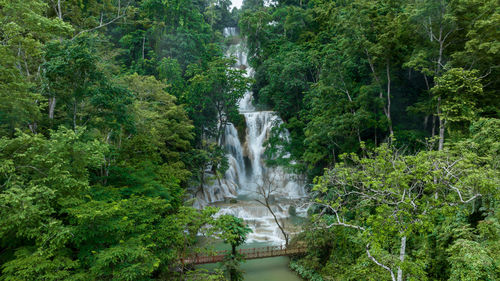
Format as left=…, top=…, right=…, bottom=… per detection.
left=239, top=0, right=499, bottom=280
left=240, top=0, right=499, bottom=176
left=1, top=0, right=498, bottom=280
left=212, top=215, right=252, bottom=281
left=0, top=0, right=245, bottom=279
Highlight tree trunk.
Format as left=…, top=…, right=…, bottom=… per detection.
left=256, top=180, right=290, bottom=247
left=437, top=97, right=445, bottom=150
left=432, top=115, right=436, bottom=138
left=28, top=122, right=37, bottom=134
left=438, top=117, right=445, bottom=151
left=397, top=236, right=406, bottom=281
left=57, top=0, right=62, bottom=19
left=142, top=35, right=145, bottom=60
left=73, top=101, right=77, bottom=131
left=49, top=96, right=56, bottom=119
left=266, top=199, right=288, bottom=247
left=365, top=49, right=392, bottom=137
left=386, top=63, right=393, bottom=136
left=436, top=20, right=447, bottom=151
left=230, top=244, right=237, bottom=281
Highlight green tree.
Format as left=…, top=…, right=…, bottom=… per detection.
left=0, top=127, right=107, bottom=280
left=431, top=68, right=483, bottom=138
left=312, top=141, right=497, bottom=281
left=404, top=0, right=485, bottom=149
left=185, top=57, right=249, bottom=144
left=451, top=0, right=500, bottom=116
left=0, top=0, right=72, bottom=134
left=447, top=239, right=496, bottom=281
left=43, top=35, right=132, bottom=132
left=213, top=215, right=252, bottom=281
left=117, top=73, right=194, bottom=184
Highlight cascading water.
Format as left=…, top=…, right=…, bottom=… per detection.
left=195, top=27, right=307, bottom=244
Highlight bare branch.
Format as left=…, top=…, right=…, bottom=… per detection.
left=315, top=202, right=366, bottom=231
left=72, top=1, right=130, bottom=40
left=15, top=165, right=47, bottom=176
left=366, top=243, right=396, bottom=281
left=448, top=184, right=481, bottom=204
left=255, top=173, right=290, bottom=246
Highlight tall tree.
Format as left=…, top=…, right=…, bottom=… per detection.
left=184, top=57, right=249, bottom=144
left=213, top=215, right=252, bottom=281
left=0, top=0, right=72, bottom=134
left=313, top=141, right=497, bottom=281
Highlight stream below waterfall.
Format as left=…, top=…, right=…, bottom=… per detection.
left=197, top=241, right=303, bottom=281
left=193, top=25, right=308, bottom=280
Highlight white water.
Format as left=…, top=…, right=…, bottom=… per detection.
left=229, top=0, right=277, bottom=9
left=194, top=27, right=307, bottom=244
left=230, top=0, right=243, bottom=9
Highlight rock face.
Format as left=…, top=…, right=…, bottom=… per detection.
left=194, top=27, right=307, bottom=244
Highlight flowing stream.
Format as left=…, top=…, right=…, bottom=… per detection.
left=194, top=26, right=307, bottom=280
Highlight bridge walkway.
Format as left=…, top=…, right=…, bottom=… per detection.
left=182, top=244, right=307, bottom=265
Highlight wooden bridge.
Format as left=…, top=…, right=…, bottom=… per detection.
left=182, top=244, right=307, bottom=265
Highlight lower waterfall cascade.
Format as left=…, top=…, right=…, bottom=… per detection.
left=193, top=27, right=307, bottom=244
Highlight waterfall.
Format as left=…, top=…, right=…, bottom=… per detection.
left=194, top=27, right=306, bottom=243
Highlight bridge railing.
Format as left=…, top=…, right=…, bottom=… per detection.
left=182, top=243, right=307, bottom=265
